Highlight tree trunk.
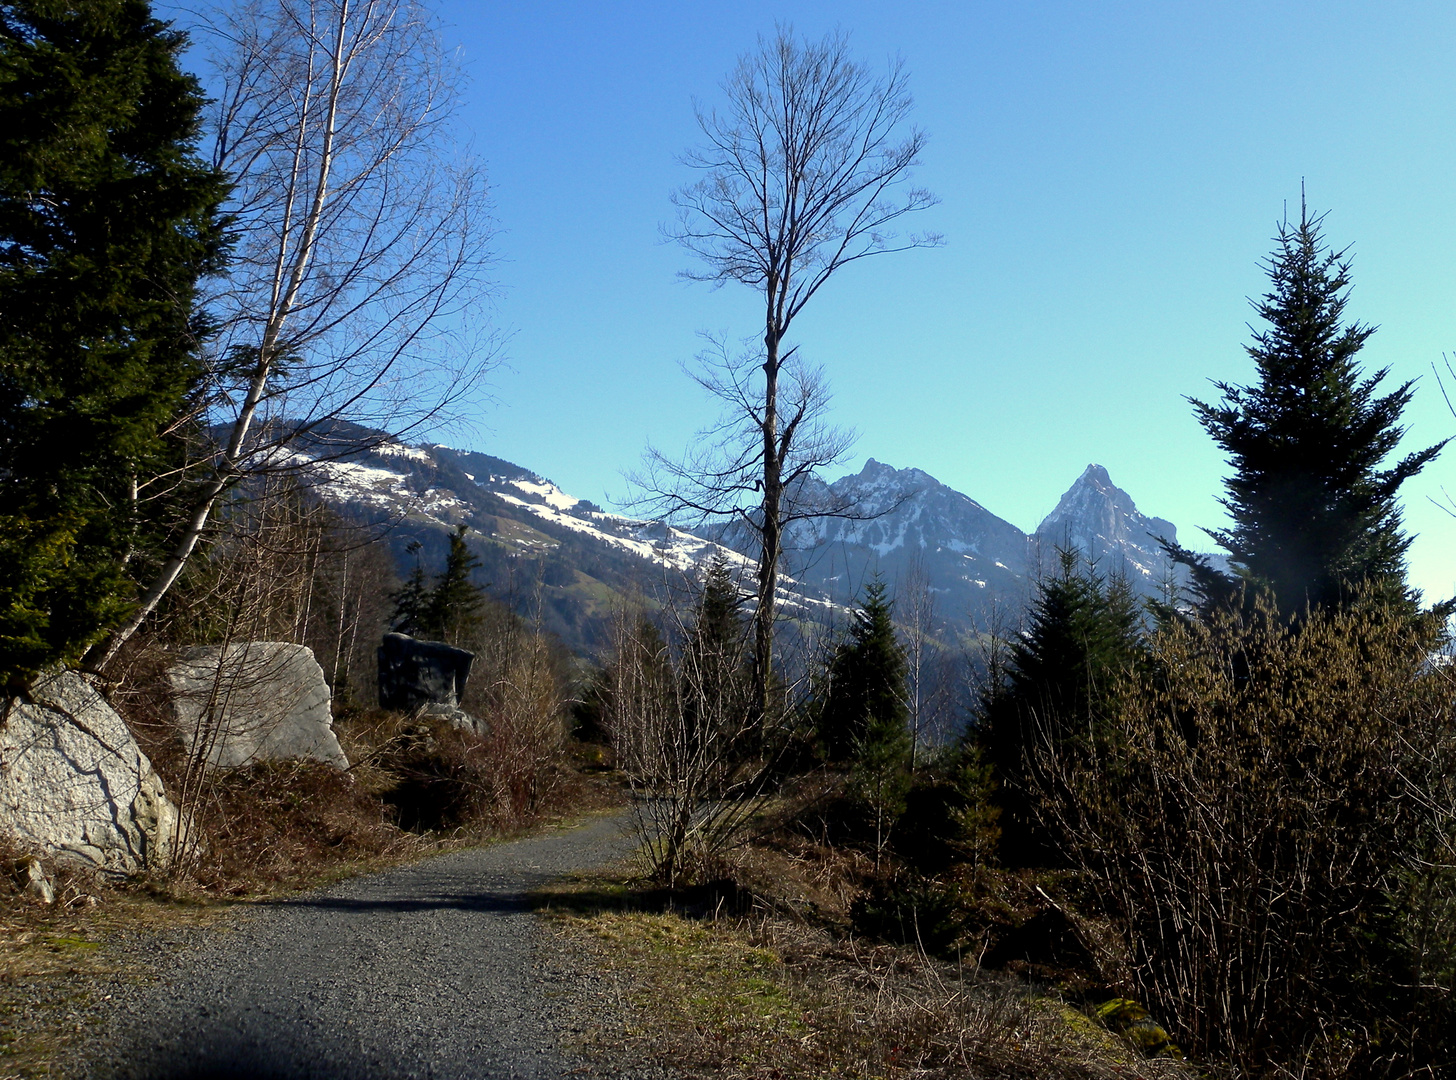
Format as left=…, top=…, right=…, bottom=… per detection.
left=755, top=321, right=782, bottom=723
left=83, top=5, right=353, bottom=673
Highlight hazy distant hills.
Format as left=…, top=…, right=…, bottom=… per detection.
left=290, top=424, right=1203, bottom=657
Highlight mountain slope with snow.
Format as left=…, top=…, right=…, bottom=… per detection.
left=294, top=424, right=1203, bottom=655
left=776, top=459, right=1033, bottom=632
left=1034, top=464, right=1183, bottom=593
left=288, top=426, right=826, bottom=654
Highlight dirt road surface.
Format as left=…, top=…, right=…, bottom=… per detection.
left=74, top=813, right=647, bottom=1080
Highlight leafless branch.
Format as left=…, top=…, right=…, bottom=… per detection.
left=656, top=25, right=939, bottom=716
left=88, top=0, right=499, bottom=670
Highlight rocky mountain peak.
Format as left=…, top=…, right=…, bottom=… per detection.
left=1041, top=464, right=1142, bottom=531
left=1035, top=465, right=1179, bottom=590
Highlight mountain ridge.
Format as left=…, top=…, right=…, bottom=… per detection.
left=289, top=426, right=1200, bottom=656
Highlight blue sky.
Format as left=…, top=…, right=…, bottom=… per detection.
left=185, top=1, right=1456, bottom=601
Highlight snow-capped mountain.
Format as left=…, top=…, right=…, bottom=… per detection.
left=1033, top=464, right=1182, bottom=595
left=764, top=458, right=1190, bottom=635
left=776, top=459, right=1034, bottom=632
left=284, top=423, right=828, bottom=654
left=292, top=423, right=1201, bottom=655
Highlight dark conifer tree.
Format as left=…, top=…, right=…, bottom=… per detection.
left=680, top=556, right=751, bottom=752
left=980, top=550, right=1144, bottom=864
left=0, top=0, right=229, bottom=683
left=1173, top=197, right=1443, bottom=615
left=418, top=525, right=485, bottom=646
left=818, top=578, right=910, bottom=763
left=389, top=540, right=429, bottom=636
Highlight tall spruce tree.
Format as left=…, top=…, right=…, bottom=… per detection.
left=0, top=0, right=228, bottom=684
left=980, top=550, right=1144, bottom=864
left=818, top=578, right=910, bottom=764
left=1175, top=198, right=1443, bottom=615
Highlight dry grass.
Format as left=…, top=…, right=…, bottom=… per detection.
left=535, top=869, right=1194, bottom=1080
left=0, top=864, right=238, bottom=1079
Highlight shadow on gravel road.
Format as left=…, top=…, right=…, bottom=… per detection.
left=129, top=1047, right=367, bottom=1080
left=266, top=891, right=529, bottom=914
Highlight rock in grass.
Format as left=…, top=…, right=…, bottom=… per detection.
left=18, top=857, right=55, bottom=904
left=0, top=668, right=179, bottom=875
left=168, top=642, right=348, bottom=771
left=1094, top=997, right=1182, bottom=1059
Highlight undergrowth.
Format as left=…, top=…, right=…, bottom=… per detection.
left=535, top=869, right=1190, bottom=1080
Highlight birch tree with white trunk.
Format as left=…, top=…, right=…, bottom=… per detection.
left=87, top=0, right=495, bottom=671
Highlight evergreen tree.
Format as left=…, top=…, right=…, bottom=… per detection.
left=389, top=540, right=428, bottom=636
left=816, top=578, right=913, bottom=863
left=818, top=578, right=910, bottom=763
left=980, top=550, right=1144, bottom=864
left=417, top=525, right=485, bottom=645
left=1174, top=198, right=1443, bottom=615
left=680, top=556, right=751, bottom=756
left=0, top=0, right=229, bottom=683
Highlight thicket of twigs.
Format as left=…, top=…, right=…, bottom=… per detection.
left=1029, top=603, right=1456, bottom=1078
left=100, top=479, right=578, bottom=893
left=593, top=558, right=1456, bottom=1078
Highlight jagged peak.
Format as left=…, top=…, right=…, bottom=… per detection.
left=1035, top=463, right=1178, bottom=558
left=847, top=458, right=941, bottom=491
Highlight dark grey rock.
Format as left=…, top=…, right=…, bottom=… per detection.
left=377, top=632, right=475, bottom=713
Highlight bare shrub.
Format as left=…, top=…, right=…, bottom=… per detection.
left=109, top=477, right=399, bottom=871
left=1033, top=602, right=1456, bottom=1076
left=191, top=758, right=415, bottom=893
left=460, top=607, right=572, bottom=827
left=603, top=566, right=779, bottom=886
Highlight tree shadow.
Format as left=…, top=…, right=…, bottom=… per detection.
left=528, top=874, right=756, bottom=921
left=265, top=890, right=528, bottom=914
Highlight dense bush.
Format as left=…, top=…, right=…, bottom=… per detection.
left=1031, top=601, right=1456, bottom=1077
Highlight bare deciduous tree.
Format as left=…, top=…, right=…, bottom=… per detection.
left=657, top=26, right=940, bottom=718
left=87, top=0, right=496, bottom=671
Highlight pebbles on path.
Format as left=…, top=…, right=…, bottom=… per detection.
left=74, top=813, right=654, bottom=1080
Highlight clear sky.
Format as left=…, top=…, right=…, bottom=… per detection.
left=184, top=2, right=1456, bottom=602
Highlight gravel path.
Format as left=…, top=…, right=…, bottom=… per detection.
left=78, top=813, right=645, bottom=1080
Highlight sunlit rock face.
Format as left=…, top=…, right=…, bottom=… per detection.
left=168, top=642, right=348, bottom=771
left=0, top=668, right=179, bottom=874
left=1034, top=464, right=1183, bottom=594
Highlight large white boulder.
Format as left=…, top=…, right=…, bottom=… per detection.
left=0, top=668, right=179, bottom=874
left=167, top=642, right=348, bottom=770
